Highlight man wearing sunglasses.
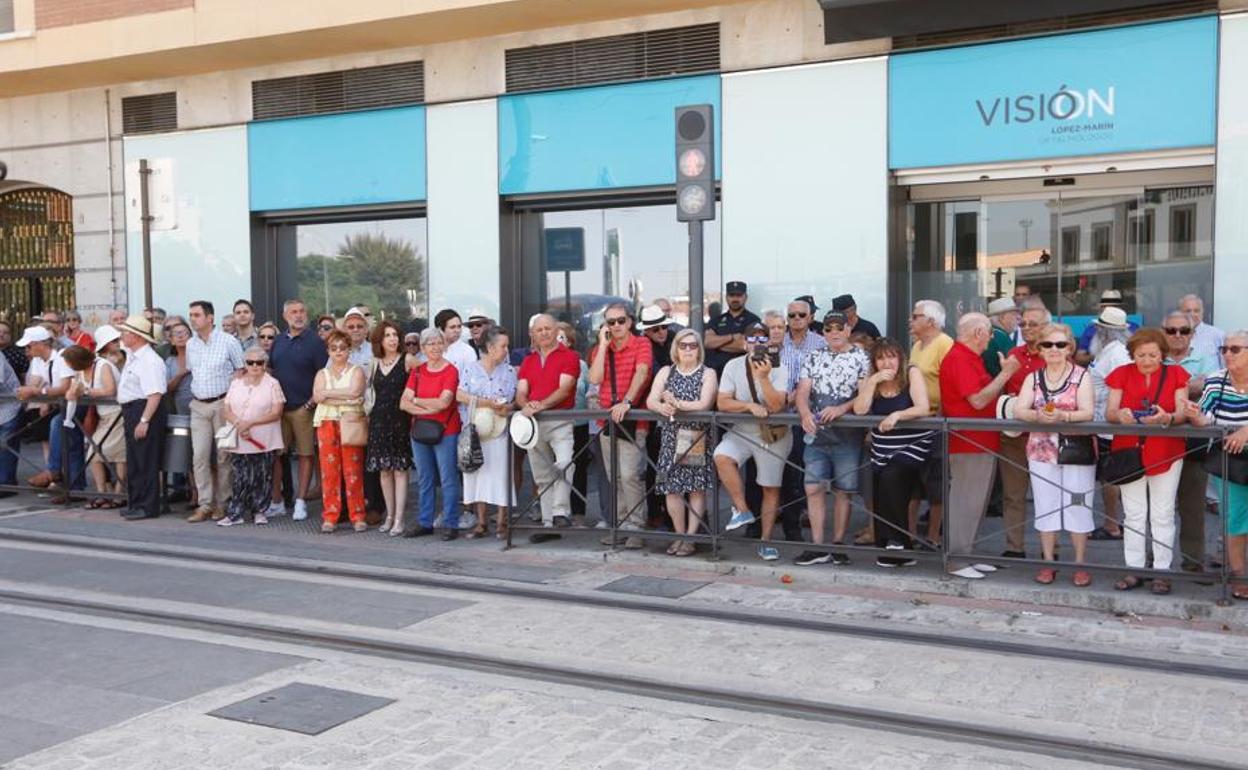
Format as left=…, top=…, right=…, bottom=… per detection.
left=1075, top=290, right=1137, bottom=366
left=779, top=296, right=826, bottom=534
left=704, top=281, right=760, bottom=375
left=1164, top=309, right=1218, bottom=575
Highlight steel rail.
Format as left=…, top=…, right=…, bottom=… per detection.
left=0, top=584, right=1235, bottom=770
left=1, top=528, right=1245, bottom=686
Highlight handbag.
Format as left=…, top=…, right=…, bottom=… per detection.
left=744, top=363, right=788, bottom=444
left=411, top=418, right=446, bottom=446
left=457, top=397, right=485, bottom=473
left=339, top=412, right=368, bottom=447
left=214, top=423, right=239, bottom=451
left=1036, top=366, right=1096, bottom=466
left=77, top=368, right=99, bottom=434
left=1096, top=365, right=1168, bottom=485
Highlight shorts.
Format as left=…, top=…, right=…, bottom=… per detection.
left=803, top=439, right=861, bottom=492
left=918, top=455, right=945, bottom=504
left=281, top=408, right=316, bottom=457
left=714, top=428, right=793, bottom=488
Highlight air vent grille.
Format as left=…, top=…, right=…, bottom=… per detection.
left=121, top=92, right=177, bottom=135
left=252, top=61, right=425, bottom=121
left=506, top=23, right=719, bottom=93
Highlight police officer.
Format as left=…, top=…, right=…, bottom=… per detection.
left=704, top=281, right=761, bottom=375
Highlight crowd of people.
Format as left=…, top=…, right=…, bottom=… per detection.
left=1, top=286, right=1245, bottom=600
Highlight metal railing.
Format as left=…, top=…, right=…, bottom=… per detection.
left=0, top=392, right=126, bottom=503
left=503, top=408, right=1241, bottom=603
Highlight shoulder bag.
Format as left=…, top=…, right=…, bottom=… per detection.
left=409, top=367, right=448, bottom=446
left=1097, top=365, right=1167, bottom=485
left=457, top=396, right=485, bottom=473
left=606, top=344, right=640, bottom=436
left=1038, top=366, right=1096, bottom=466
left=745, top=363, right=788, bottom=445
left=668, top=366, right=707, bottom=466
left=362, top=359, right=378, bottom=416
left=335, top=365, right=369, bottom=447
left=79, top=367, right=100, bottom=436
left=1202, top=376, right=1248, bottom=485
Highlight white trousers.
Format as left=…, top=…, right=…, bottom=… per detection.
left=1119, top=460, right=1183, bottom=571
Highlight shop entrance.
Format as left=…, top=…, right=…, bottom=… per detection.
left=891, top=167, right=1215, bottom=337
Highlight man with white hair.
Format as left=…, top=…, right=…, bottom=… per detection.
left=908, top=300, right=954, bottom=545
left=941, top=313, right=1020, bottom=579
left=516, top=313, right=580, bottom=530
left=1179, top=293, right=1224, bottom=362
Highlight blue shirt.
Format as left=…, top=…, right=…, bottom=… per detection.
left=271, top=328, right=328, bottom=411
left=1078, top=319, right=1139, bottom=352
left=458, top=359, right=517, bottom=423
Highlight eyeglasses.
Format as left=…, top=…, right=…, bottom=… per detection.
left=605, top=316, right=630, bottom=327
left=405, top=341, right=420, bottom=347
left=467, top=321, right=487, bottom=328
left=258, top=334, right=275, bottom=341
left=910, top=313, right=927, bottom=321
left=244, top=360, right=265, bottom=367
left=1038, top=341, right=1069, bottom=350
left=787, top=312, right=808, bottom=319
left=1163, top=326, right=1193, bottom=336
left=1221, top=345, right=1247, bottom=356
left=1020, top=321, right=1045, bottom=328
left=823, top=324, right=846, bottom=333
left=676, top=341, right=699, bottom=351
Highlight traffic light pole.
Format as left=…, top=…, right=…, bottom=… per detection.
left=688, top=220, right=704, bottom=334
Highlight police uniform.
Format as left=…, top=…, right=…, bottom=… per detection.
left=706, top=281, right=761, bottom=375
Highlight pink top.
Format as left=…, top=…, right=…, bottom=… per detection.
left=1025, top=364, right=1086, bottom=464
left=225, top=373, right=286, bottom=454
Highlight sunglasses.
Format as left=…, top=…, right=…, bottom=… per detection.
left=676, top=341, right=699, bottom=351
left=605, top=317, right=630, bottom=327
left=787, top=312, right=808, bottom=319
left=467, top=321, right=487, bottom=328
left=318, top=324, right=334, bottom=332
left=1221, top=345, right=1247, bottom=356
left=244, top=360, right=266, bottom=367
left=1038, top=341, right=1069, bottom=350
left=328, top=345, right=349, bottom=352
left=1020, top=321, right=1046, bottom=328
left=1163, top=327, right=1193, bottom=336
left=823, top=324, right=846, bottom=332
left=745, top=336, right=768, bottom=345
left=405, top=341, right=420, bottom=346
left=258, top=334, right=275, bottom=341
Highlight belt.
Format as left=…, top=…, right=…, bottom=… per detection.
left=194, top=394, right=226, bottom=404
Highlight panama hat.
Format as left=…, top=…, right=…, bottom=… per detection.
left=473, top=407, right=508, bottom=441
left=508, top=412, right=540, bottom=450
left=986, top=297, right=1017, bottom=317
left=1095, top=306, right=1129, bottom=330
left=118, top=315, right=157, bottom=343
left=995, top=394, right=1022, bottom=438
left=637, top=305, right=672, bottom=331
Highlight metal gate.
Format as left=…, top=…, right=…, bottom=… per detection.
left=0, top=181, right=75, bottom=327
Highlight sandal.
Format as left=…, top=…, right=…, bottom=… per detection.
left=1072, top=570, right=1092, bottom=587
left=465, top=522, right=488, bottom=539
left=674, top=542, right=697, bottom=557
left=1114, top=575, right=1143, bottom=591
left=85, top=498, right=108, bottom=509
left=1034, top=567, right=1057, bottom=585
left=1232, top=585, right=1248, bottom=601
left=667, top=541, right=682, bottom=555
left=1089, top=526, right=1123, bottom=541
left=1151, top=578, right=1172, bottom=595
left=853, top=528, right=874, bottom=546
left=105, top=499, right=127, bottom=509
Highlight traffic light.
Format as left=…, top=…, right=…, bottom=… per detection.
left=674, top=104, right=715, bottom=222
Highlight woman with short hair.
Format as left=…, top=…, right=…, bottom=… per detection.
left=65, top=311, right=95, bottom=352
left=62, top=340, right=126, bottom=508
left=220, top=348, right=285, bottom=526
left=402, top=326, right=462, bottom=540
left=456, top=326, right=516, bottom=538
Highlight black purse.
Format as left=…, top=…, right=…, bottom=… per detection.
left=1096, top=365, right=1168, bottom=485
left=1038, top=366, right=1096, bottom=466
left=1200, top=377, right=1248, bottom=484
left=411, top=418, right=446, bottom=446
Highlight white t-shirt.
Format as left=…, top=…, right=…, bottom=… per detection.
left=24, top=355, right=53, bottom=411
left=719, top=355, right=789, bottom=403
left=445, top=339, right=477, bottom=376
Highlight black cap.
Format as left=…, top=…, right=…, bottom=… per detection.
left=823, top=310, right=849, bottom=326
left=794, top=295, right=817, bottom=313
left=726, top=281, right=748, bottom=295
left=831, top=294, right=856, bottom=312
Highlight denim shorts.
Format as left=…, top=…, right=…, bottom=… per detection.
left=803, top=439, right=861, bottom=492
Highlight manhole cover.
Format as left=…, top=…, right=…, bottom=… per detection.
left=209, top=682, right=395, bottom=735
left=597, top=575, right=708, bottom=599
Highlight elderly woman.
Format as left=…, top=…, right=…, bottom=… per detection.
left=1106, top=327, right=1191, bottom=594
left=852, top=337, right=932, bottom=567
left=0, top=320, right=28, bottom=380
left=1088, top=307, right=1132, bottom=540
left=366, top=321, right=414, bottom=536
left=456, top=326, right=516, bottom=538
left=312, top=330, right=368, bottom=533
left=164, top=319, right=194, bottom=415
left=219, top=347, right=285, bottom=526
left=62, top=332, right=126, bottom=508
left=256, top=322, right=279, bottom=359
left=646, top=328, right=717, bottom=556
left=402, top=327, right=462, bottom=540
left=65, top=310, right=95, bottom=352
left=1014, top=323, right=1096, bottom=586
left=1185, top=330, right=1248, bottom=600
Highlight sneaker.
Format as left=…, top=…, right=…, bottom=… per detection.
left=265, top=501, right=287, bottom=517
left=254, top=513, right=269, bottom=526
left=217, top=513, right=243, bottom=527
left=757, top=545, right=780, bottom=561
left=794, top=550, right=831, bottom=566
left=972, top=563, right=999, bottom=573
left=725, top=508, right=756, bottom=532
left=885, top=540, right=906, bottom=551
left=829, top=552, right=851, bottom=566
left=594, top=519, right=609, bottom=529
left=459, top=512, right=478, bottom=531
left=292, top=499, right=309, bottom=521
left=950, top=566, right=985, bottom=579
left=876, top=556, right=918, bottom=568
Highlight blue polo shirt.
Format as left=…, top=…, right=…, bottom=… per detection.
left=271, top=327, right=328, bottom=410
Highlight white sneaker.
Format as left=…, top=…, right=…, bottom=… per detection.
left=972, top=563, right=999, bottom=573
left=266, top=501, right=287, bottom=517
left=950, top=566, right=985, bottom=580
left=292, top=499, right=308, bottom=521
left=459, top=512, right=478, bottom=530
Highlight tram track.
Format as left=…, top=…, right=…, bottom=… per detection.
left=1, top=526, right=1246, bottom=688
left=0, top=582, right=1236, bottom=770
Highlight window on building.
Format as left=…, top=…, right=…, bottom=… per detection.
left=0, top=0, right=14, bottom=33
left=1061, top=226, right=1081, bottom=265
left=1170, top=203, right=1197, bottom=259
left=1091, top=222, right=1113, bottom=262
left=1128, top=209, right=1155, bottom=262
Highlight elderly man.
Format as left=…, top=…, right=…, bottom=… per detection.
left=638, top=305, right=674, bottom=370
left=1180, top=293, right=1224, bottom=362
left=997, top=303, right=1052, bottom=559
left=941, top=313, right=1020, bottom=579
left=983, top=298, right=1019, bottom=376
left=831, top=294, right=880, bottom=340
left=232, top=299, right=259, bottom=350
left=705, top=281, right=761, bottom=375
left=1163, top=308, right=1217, bottom=573
left=516, top=313, right=581, bottom=530
left=343, top=307, right=373, bottom=367
left=1075, top=290, right=1137, bottom=364
left=108, top=308, right=128, bottom=326
left=270, top=298, right=328, bottom=520
left=186, top=300, right=245, bottom=523
left=588, top=301, right=652, bottom=547
left=117, top=315, right=169, bottom=520
left=909, top=299, right=954, bottom=544
left=0, top=354, right=20, bottom=496
left=778, top=296, right=826, bottom=530
left=18, top=326, right=83, bottom=498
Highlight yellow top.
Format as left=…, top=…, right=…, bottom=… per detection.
left=312, top=363, right=364, bottom=427
left=910, top=333, right=954, bottom=414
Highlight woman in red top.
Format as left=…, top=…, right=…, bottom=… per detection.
left=65, top=311, right=95, bottom=352
left=1106, top=327, right=1191, bottom=593
left=400, top=327, right=462, bottom=540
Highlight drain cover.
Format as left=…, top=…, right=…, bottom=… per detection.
left=209, top=682, right=395, bottom=735
left=597, top=575, right=708, bottom=599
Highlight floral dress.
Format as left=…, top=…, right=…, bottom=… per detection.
left=1025, top=364, right=1087, bottom=464
left=365, top=359, right=414, bottom=472
left=656, top=365, right=713, bottom=494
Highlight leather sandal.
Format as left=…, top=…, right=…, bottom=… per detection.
left=1072, top=570, right=1092, bottom=587
left=1114, top=575, right=1143, bottom=591
left=1151, top=578, right=1172, bottom=595
left=1034, top=567, right=1057, bottom=585
left=1232, top=584, right=1248, bottom=601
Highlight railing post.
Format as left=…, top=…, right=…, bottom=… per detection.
left=1220, top=426, right=1231, bottom=604
left=609, top=420, right=619, bottom=548
left=59, top=406, right=70, bottom=506
left=505, top=426, right=514, bottom=551
left=710, top=412, right=720, bottom=562
left=940, top=417, right=950, bottom=575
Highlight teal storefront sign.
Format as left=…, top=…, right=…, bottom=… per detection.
left=888, top=16, right=1218, bottom=169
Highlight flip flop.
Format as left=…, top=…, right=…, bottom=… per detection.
left=1089, top=527, right=1123, bottom=541
left=85, top=498, right=107, bottom=509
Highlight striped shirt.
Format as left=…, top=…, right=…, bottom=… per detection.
left=867, top=388, right=934, bottom=467
left=780, top=330, right=827, bottom=392
left=1199, top=369, right=1248, bottom=427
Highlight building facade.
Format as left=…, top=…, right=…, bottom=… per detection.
left=0, top=0, right=1245, bottom=343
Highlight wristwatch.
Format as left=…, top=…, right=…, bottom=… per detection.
left=139, top=417, right=150, bottom=424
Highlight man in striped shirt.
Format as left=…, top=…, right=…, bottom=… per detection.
left=779, top=296, right=826, bottom=537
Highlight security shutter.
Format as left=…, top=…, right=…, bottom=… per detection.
left=121, top=92, right=178, bottom=135
left=505, top=23, right=720, bottom=94
left=252, top=61, right=425, bottom=121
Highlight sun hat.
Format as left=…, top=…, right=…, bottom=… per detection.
left=987, top=297, right=1017, bottom=317
left=473, top=407, right=508, bottom=441
left=94, top=324, right=122, bottom=350
left=1099, top=289, right=1124, bottom=306
left=118, top=315, right=158, bottom=343
left=508, top=412, right=540, bottom=450
left=637, top=304, right=672, bottom=331
left=1095, top=307, right=1129, bottom=330
left=996, top=394, right=1022, bottom=438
